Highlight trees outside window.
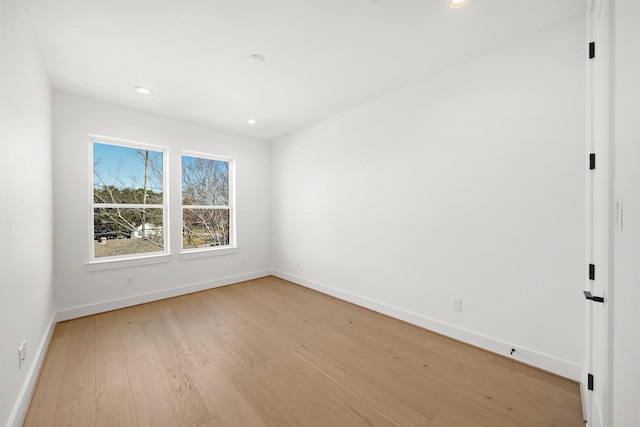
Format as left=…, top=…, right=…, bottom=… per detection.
left=181, top=153, right=234, bottom=250
left=92, top=139, right=166, bottom=258
left=90, top=140, right=233, bottom=261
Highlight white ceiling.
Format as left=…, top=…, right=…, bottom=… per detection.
left=24, top=0, right=585, bottom=141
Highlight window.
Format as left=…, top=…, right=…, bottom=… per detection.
left=181, top=152, right=234, bottom=251
left=92, top=137, right=167, bottom=260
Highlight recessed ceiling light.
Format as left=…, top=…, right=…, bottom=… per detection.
left=449, top=0, right=470, bottom=9
left=248, top=54, right=265, bottom=65
left=134, top=86, right=152, bottom=95
left=248, top=119, right=257, bottom=125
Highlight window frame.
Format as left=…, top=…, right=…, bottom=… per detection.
left=180, top=150, right=236, bottom=257
left=87, top=134, right=170, bottom=269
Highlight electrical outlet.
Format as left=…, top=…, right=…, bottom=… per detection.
left=126, top=276, right=134, bottom=286
left=18, top=341, right=27, bottom=369
left=451, top=297, right=462, bottom=312
left=242, top=259, right=247, bottom=267
left=297, top=260, right=301, bottom=269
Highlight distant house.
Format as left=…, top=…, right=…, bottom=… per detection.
left=131, top=223, right=162, bottom=239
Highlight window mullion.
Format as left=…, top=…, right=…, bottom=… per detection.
left=182, top=205, right=230, bottom=210
left=94, top=203, right=165, bottom=209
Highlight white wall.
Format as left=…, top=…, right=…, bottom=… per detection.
left=272, top=18, right=586, bottom=378
left=612, top=0, right=640, bottom=424
left=52, top=92, right=271, bottom=317
left=0, top=0, right=55, bottom=425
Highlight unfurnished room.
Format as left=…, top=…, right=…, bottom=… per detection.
left=1, top=0, right=639, bottom=426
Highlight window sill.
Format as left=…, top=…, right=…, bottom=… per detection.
left=180, top=246, right=238, bottom=260
left=86, top=254, right=172, bottom=271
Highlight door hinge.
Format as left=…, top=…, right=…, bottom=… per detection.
left=589, top=264, right=595, bottom=280
left=588, top=373, right=594, bottom=391
left=589, top=42, right=595, bottom=59
left=589, top=153, right=596, bottom=170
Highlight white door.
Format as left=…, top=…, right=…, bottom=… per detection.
left=611, top=1, right=640, bottom=424
left=585, top=0, right=613, bottom=425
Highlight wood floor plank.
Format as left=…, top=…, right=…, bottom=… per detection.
left=56, top=316, right=96, bottom=407
left=431, top=405, right=486, bottom=427
left=140, top=315, right=213, bottom=426
left=250, top=354, right=356, bottom=426
left=94, top=310, right=138, bottom=427
left=289, top=348, right=423, bottom=426
left=293, top=334, right=442, bottom=423
left=190, top=360, right=267, bottom=427
left=25, top=276, right=584, bottom=427
left=155, top=297, right=221, bottom=370
left=181, top=291, right=271, bottom=368
left=209, top=344, right=307, bottom=427
left=52, top=392, right=96, bottom=427
left=118, top=310, right=185, bottom=427
left=22, top=330, right=70, bottom=427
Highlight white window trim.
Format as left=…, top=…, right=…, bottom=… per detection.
left=180, top=150, right=237, bottom=255
left=87, top=254, right=173, bottom=271
left=87, top=134, right=170, bottom=269
left=179, top=247, right=238, bottom=260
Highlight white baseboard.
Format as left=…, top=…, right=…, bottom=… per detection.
left=271, top=269, right=582, bottom=382
left=7, top=312, right=57, bottom=427
left=55, top=269, right=272, bottom=322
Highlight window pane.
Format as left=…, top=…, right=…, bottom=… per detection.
left=182, top=208, right=229, bottom=248
left=94, top=142, right=164, bottom=204
left=182, top=156, right=229, bottom=206
left=94, top=208, right=163, bottom=257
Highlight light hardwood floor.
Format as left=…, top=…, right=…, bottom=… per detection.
left=24, top=276, right=585, bottom=426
